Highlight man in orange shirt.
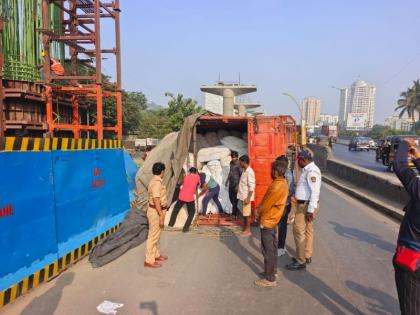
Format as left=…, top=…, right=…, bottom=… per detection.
left=255, top=160, right=288, bottom=288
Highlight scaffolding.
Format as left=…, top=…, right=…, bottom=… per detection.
left=40, top=0, right=122, bottom=139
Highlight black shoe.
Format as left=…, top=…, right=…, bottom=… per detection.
left=291, top=257, right=312, bottom=264
left=182, top=227, right=189, bottom=233
left=286, top=262, right=306, bottom=271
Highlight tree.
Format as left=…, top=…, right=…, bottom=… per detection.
left=395, top=80, right=420, bottom=126
left=164, top=92, right=202, bottom=131
left=103, top=90, right=147, bottom=136
left=137, top=109, right=172, bottom=139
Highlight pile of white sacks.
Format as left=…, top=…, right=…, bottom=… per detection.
left=165, top=130, right=248, bottom=228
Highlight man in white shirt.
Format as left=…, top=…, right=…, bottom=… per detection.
left=287, top=150, right=321, bottom=271
left=237, top=155, right=256, bottom=237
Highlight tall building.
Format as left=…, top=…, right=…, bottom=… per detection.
left=338, top=80, right=376, bottom=130
left=338, top=88, right=349, bottom=127
left=204, top=92, right=223, bottom=114
left=317, top=114, right=339, bottom=126
left=384, top=115, right=414, bottom=132
left=302, top=97, right=321, bottom=127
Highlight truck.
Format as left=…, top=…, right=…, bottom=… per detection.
left=191, top=114, right=297, bottom=224
left=321, top=125, right=338, bottom=142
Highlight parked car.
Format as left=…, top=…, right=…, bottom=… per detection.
left=348, top=137, right=371, bottom=151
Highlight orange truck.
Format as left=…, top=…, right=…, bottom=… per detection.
left=193, top=114, right=297, bottom=223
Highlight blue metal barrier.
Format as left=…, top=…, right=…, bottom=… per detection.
left=0, top=152, right=58, bottom=292
left=1, top=139, right=131, bottom=302
left=53, top=149, right=130, bottom=257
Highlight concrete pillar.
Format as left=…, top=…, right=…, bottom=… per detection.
left=238, top=104, right=246, bottom=116
left=222, top=89, right=235, bottom=116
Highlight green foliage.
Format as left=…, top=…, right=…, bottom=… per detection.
left=395, top=80, right=420, bottom=124
left=164, top=92, right=202, bottom=131
left=135, top=93, right=202, bottom=139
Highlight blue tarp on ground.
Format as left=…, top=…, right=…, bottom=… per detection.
left=0, top=152, right=58, bottom=291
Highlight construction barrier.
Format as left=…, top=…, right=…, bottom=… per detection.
left=0, top=137, right=130, bottom=308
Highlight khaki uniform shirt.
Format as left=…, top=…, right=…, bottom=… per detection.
left=148, top=176, right=168, bottom=208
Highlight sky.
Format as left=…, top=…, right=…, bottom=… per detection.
left=101, top=0, right=420, bottom=124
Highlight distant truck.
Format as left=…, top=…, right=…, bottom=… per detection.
left=321, top=125, right=338, bottom=142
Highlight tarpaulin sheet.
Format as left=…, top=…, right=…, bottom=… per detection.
left=53, top=149, right=130, bottom=257
left=0, top=152, right=58, bottom=291
left=123, top=151, right=138, bottom=203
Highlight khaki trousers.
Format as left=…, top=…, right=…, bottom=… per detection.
left=293, top=203, right=318, bottom=264
left=145, top=208, right=164, bottom=264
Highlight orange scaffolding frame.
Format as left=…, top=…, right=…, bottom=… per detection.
left=41, top=0, right=122, bottom=139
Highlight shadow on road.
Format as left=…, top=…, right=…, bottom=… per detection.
left=140, top=301, right=158, bottom=315
left=280, top=268, right=362, bottom=315
left=329, top=221, right=395, bottom=253
left=346, top=280, right=399, bottom=315
left=218, top=226, right=263, bottom=275
left=20, top=272, right=74, bottom=315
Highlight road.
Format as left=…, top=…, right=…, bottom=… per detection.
left=1, top=184, right=401, bottom=315
left=332, top=143, right=395, bottom=179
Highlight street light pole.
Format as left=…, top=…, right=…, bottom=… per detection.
left=282, top=92, right=306, bottom=146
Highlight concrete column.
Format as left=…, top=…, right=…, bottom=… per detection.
left=223, top=89, right=235, bottom=116
left=238, top=104, right=246, bottom=116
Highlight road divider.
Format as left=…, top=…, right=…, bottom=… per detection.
left=308, top=144, right=407, bottom=220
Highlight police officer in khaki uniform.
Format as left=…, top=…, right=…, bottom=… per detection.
left=144, top=162, right=169, bottom=268
left=287, top=150, right=321, bottom=271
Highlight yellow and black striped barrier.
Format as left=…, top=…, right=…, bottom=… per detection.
left=0, top=137, right=123, bottom=152
left=0, top=223, right=122, bottom=308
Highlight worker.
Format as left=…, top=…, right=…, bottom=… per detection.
left=198, top=172, right=224, bottom=215
left=275, top=155, right=295, bottom=257
left=50, top=58, right=65, bottom=76
left=393, top=138, right=420, bottom=314
left=168, top=167, right=200, bottom=233
left=254, top=160, right=288, bottom=288
left=237, top=155, right=256, bottom=237
left=226, top=150, right=242, bottom=218
left=144, top=162, right=168, bottom=268
left=287, top=150, right=321, bottom=271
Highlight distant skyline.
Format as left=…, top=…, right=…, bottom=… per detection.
left=101, top=0, right=420, bottom=123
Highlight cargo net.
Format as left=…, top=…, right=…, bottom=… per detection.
left=165, top=225, right=243, bottom=238
left=165, top=129, right=248, bottom=228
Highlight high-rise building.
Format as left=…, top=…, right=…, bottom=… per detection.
left=302, top=97, right=321, bottom=127
left=338, top=80, right=376, bottom=130
left=204, top=92, right=223, bottom=114
left=338, top=88, right=349, bottom=127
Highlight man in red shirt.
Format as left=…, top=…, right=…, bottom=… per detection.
left=168, top=167, right=200, bottom=232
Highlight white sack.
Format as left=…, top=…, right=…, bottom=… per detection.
left=197, top=146, right=230, bottom=163
left=220, top=136, right=247, bottom=151
left=217, top=129, right=231, bottom=140
left=183, top=153, right=203, bottom=173
left=197, top=134, right=209, bottom=150
left=205, top=132, right=221, bottom=146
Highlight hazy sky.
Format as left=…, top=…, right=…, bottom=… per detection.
left=102, top=0, right=420, bottom=123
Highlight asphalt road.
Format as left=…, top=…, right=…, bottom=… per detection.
left=2, top=184, right=401, bottom=315
left=332, top=143, right=395, bottom=178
